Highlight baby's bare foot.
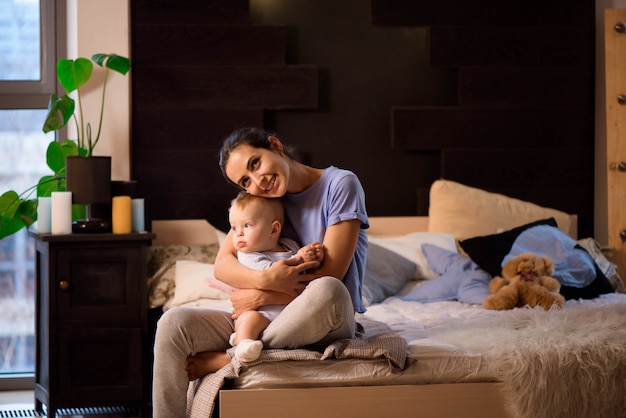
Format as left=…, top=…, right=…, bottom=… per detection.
left=185, top=352, right=231, bottom=380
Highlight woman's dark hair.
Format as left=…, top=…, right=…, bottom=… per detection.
left=218, top=127, right=295, bottom=185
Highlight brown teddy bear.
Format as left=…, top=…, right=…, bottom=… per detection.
left=483, top=253, right=566, bottom=311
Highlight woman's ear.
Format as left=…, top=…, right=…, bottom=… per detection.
left=268, top=136, right=284, bottom=155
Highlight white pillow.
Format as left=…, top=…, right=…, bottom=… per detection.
left=368, top=232, right=457, bottom=280
left=215, top=228, right=228, bottom=247
left=168, top=260, right=231, bottom=309
left=428, top=179, right=572, bottom=240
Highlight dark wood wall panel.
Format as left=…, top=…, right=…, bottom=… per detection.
left=132, top=109, right=263, bottom=150
left=441, top=148, right=592, bottom=189
left=371, top=0, right=596, bottom=237
left=392, top=107, right=592, bottom=150
left=428, top=26, right=593, bottom=68
left=134, top=150, right=229, bottom=193
left=134, top=66, right=318, bottom=109
left=131, top=0, right=250, bottom=24
left=131, top=0, right=319, bottom=231
left=371, top=0, right=590, bottom=26
left=459, top=68, right=591, bottom=107
left=133, top=25, right=287, bottom=66
left=132, top=0, right=596, bottom=237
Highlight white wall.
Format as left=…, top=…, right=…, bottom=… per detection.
left=66, top=0, right=130, bottom=181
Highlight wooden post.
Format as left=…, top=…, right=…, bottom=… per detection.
left=604, top=9, right=626, bottom=278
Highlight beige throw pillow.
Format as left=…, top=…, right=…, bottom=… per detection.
left=428, top=179, right=572, bottom=240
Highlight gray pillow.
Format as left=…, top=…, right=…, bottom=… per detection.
left=362, top=242, right=417, bottom=306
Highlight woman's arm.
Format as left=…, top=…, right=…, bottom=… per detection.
left=214, top=229, right=316, bottom=294
left=311, top=219, right=361, bottom=281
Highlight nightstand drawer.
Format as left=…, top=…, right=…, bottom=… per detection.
left=57, top=327, right=142, bottom=400
left=56, top=246, right=142, bottom=322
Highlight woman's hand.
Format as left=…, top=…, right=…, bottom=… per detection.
left=261, top=257, right=318, bottom=294
left=230, top=289, right=266, bottom=319
left=230, top=288, right=293, bottom=319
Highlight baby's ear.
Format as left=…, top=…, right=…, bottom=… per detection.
left=271, top=220, right=282, bottom=237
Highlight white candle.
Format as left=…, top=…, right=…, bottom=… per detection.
left=37, top=197, right=52, bottom=233
left=131, top=198, right=145, bottom=232
left=112, top=196, right=132, bottom=234
left=51, top=191, right=72, bottom=234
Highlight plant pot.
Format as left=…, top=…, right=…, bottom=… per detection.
left=65, top=156, right=112, bottom=204
left=65, top=156, right=112, bottom=232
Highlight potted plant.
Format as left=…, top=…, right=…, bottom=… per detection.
left=0, top=53, right=130, bottom=238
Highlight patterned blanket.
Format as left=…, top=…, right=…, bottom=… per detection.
left=185, top=318, right=408, bottom=418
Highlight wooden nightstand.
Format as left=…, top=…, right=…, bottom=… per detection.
left=29, top=231, right=155, bottom=418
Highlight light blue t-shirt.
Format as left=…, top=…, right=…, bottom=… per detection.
left=281, top=166, right=369, bottom=313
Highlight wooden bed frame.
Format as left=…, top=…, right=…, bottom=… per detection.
left=152, top=214, right=579, bottom=418
left=219, top=383, right=509, bottom=418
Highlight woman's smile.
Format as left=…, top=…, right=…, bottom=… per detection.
left=264, top=175, right=277, bottom=193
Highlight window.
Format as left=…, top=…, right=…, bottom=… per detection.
left=0, top=0, right=64, bottom=389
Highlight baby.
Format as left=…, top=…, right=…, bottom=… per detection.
left=228, top=191, right=323, bottom=361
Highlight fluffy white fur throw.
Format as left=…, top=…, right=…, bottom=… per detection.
left=428, top=294, right=626, bottom=418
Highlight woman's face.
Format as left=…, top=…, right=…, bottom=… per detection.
left=224, top=140, right=289, bottom=197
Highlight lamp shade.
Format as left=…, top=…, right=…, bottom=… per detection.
left=65, top=156, right=112, bottom=204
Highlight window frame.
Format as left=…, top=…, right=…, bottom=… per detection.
left=0, top=0, right=66, bottom=391
left=0, top=0, right=64, bottom=108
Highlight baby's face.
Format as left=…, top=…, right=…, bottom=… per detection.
left=229, top=203, right=278, bottom=253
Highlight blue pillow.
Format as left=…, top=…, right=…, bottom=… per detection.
left=362, top=242, right=417, bottom=306
left=400, top=244, right=492, bottom=304
left=503, top=225, right=596, bottom=288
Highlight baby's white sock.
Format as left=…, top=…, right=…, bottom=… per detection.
left=229, top=332, right=236, bottom=347
left=235, top=339, right=263, bottom=362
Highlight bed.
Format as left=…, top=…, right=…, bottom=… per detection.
left=147, top=179, right=626, bottom=418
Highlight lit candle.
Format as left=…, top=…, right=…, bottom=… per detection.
left=37, top=197, right=52, bottom=233
left=112, top=195, right=132, bottom=234
left=131, top=198, right=145, bottom=232
left=51, top=192, right=72, bottom=234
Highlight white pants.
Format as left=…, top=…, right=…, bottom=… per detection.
left=152, top=276, right=356, bottom=417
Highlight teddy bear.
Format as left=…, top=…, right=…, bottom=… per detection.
left=483, top=253, right=566, bottom=311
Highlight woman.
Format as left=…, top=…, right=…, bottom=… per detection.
left=152, top=127, right=368, bottom=417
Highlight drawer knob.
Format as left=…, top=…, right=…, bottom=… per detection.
left=59, top=280, right=70, bottom=291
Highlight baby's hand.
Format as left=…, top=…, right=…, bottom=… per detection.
left=298, top=242, right=324, bottom=264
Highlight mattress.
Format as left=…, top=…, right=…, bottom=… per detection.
left=186, top=292, right=626, bottom=397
